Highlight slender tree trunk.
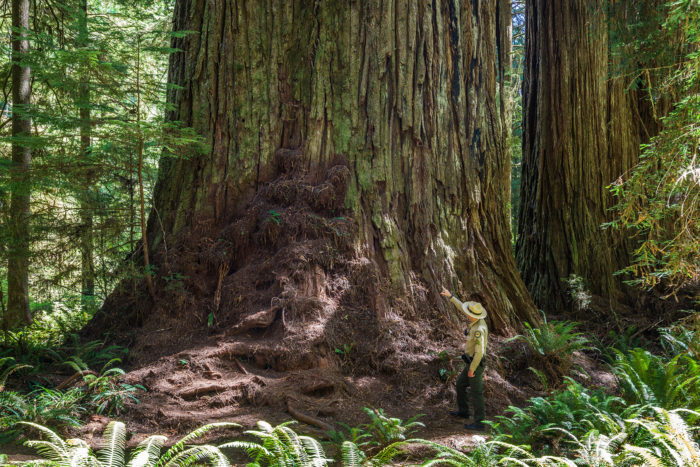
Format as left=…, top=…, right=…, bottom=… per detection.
left=136, top=35, right=155, bottom=300
left=145, top=0, right=537, bottom=331
left=7, top=0, right=32, bottom=328
left=516, top=0, right=644, bottom=312
left=78, top=0, right=95, bottom=310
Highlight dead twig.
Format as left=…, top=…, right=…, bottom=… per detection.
left=55, top=370, right=97, bottom=390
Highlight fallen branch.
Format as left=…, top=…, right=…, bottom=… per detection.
left=286, top=399, right=334, bottom=433
left=55, top=370, right=97, bottom=390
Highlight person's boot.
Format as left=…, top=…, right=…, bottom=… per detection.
left=449, top=410, right=469, bottom=418
left=464, top=420, right=486, bottom=431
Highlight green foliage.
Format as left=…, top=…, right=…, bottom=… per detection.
left=549, top=407, right=700, bottom=467
left=660, top=318, right=699, bottom=359
left=613, top=348, right=700, bottom=411
left=327, top=422, right=372, bottom=450
left=489, top=378, right=629, bottom=451
left=360, top=408, right=424, bottom=448
left=65, top=356, right=145, bottom=416
left=0, top=387, right=85, bottom=442
left=21, top=420, right=238, bottom=467
left=506, top=314, right=592, bottom=384
left=622, top=407, right=700, bottom=466
left=0, top=0, right=207, bottom=328
left=221, top=420, right=331, bottom=466
left=607, top=0, right=700, bottom=293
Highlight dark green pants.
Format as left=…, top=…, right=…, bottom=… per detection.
left=456, top=360, right=485, bottom=421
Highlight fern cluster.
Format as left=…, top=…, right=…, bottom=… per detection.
left=21, top=420, right=238, bottom=467
left=506, top=315, right=592, bottom=385
left=489, top=378, right=628, bottom=450
left=613, top=347, right=700, bottom=411
left=11, top=405, right=700, bottom=466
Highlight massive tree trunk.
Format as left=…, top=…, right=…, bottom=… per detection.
left=7, top=0, right=32, bottom=328
left=145, top=0, right=536, bottom=332
left=516, top=0, right=645, bottom=312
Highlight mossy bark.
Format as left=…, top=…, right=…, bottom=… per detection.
left=516, top=0, right=648, bottom=312
left=149, top=0, right=537, bottom=331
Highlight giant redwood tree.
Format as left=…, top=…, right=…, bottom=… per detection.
left=86, top=0, right=540, bottom=426
left=516, top=0, right=651, bottom=312
left=134, top=0, right=537, bottom=332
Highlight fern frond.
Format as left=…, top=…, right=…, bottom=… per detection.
left=161, top=445, right=229, bottom=467
left=155, top=422, right=239, bottom=467
left=340, top=441, right=365, bottom=467
left=24, top=440, right=70, bottom=464
left=217, top=440, right=272, bottom=460
left=127, top=435, right=167, bottom=467
left=298, top=435, right=328, bottom=465
left=20, top=422, right=69, bottom=452
left=98, top=421, right=127, bottom=467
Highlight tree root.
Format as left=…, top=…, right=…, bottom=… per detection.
left=178, top=383, right=228, bottom=400
left=285, top=399, right=334, bottom=434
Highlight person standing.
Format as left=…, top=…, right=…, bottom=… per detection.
left=440, top=286, right=488, bottom=431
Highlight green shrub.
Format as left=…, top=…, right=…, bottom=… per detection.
left=0, top=387, right=85, bottom=442
left=506, top=315, right=592, bottom=385
left=613, top=348, right=700, bottom=410
left=489, top=378, right=630, bottom=451
left=66, top=356, right=145, bottom=415
left=360, top=408, right=424, bottom=448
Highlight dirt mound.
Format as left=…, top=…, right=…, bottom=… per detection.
left=82, top=149, right=530, bottom=439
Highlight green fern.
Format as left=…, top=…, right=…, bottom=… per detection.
left=613, top=348, right=700, bottom=410
left=506, top=314, right=592, bottom=384
left=340, top=440, right=367, bottom=466
left=221, top=420, right=331, bottom=466
left=622, top=407, right=700, bottom=466
left=98, top=421, right=127, bottom=467
left=489, top=378, right=631, bottom=452
left=21, top=420, right=239, bottom=467
left=361, top=407, right=425, bottom=447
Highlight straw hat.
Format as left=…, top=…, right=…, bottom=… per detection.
left=462, top=301, right=487, bottom=320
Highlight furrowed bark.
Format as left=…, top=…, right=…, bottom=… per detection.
left=146, top=0, right=538, bottom=331
left=517, top=0, right=650, bottom=312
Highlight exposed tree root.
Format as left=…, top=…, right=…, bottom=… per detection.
left=286, top=399, right=334, bottom=434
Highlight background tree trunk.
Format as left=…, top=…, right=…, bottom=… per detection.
left=516, top=0, right=647, bottom=312
left=78, top=0, right=95, bottom=310
left=142, top=0, right=537, bottom=332
left=7, top=0, right=32, bottom=328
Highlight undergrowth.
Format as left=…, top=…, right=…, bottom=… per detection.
left=10, top=406, right=699, bottom=466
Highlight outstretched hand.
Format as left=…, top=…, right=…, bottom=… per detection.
left=440, top=286, right=451, bottom=297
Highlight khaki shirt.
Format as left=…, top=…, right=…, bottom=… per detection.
left=450, top=297, right=489, bottom=372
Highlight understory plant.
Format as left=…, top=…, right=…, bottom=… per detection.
left=489, top=378, right=630, bottom=452
left=0, top=387, right=85, bottom=442
left=506, top=315, right=592, bottom=385
left=21, top=420, right=239, bottom=466
left=613, top=348, right=700, bottom=411
left=65, top=356, right=144, bottom=415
